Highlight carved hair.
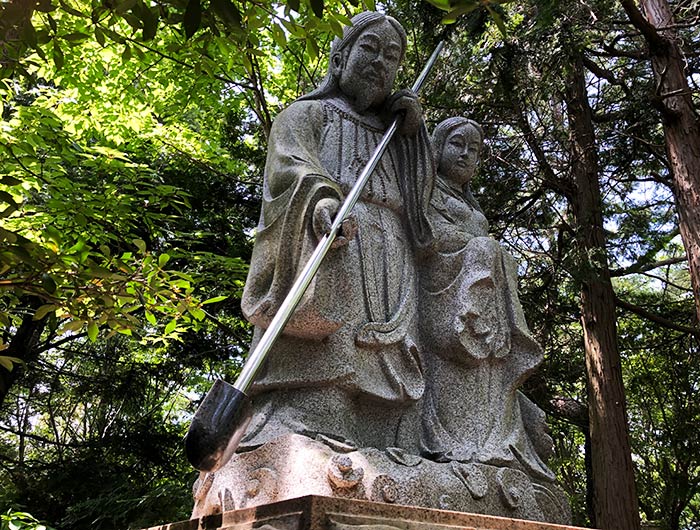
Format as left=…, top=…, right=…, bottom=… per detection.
left=298, top=11, right=407, bottom=102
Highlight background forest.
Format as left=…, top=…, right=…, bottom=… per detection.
left=1, top=0, right=699, bottom=529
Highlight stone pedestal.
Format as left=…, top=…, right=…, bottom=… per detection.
left=148, top=495, right=591, bottom=530
left=191, top=434, right=569, bottom=524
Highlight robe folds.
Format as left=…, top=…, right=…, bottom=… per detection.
left=420, top=178, right=555, bottom=480
left=240, top=97, right=435, bottom=446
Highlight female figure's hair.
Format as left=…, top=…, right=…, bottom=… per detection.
left=431, top=117, right=484, bottom=212
left=298, top=11, right=407, bottom=102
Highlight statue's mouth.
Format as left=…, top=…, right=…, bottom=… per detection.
left=364, top=68, right=384, bottom=83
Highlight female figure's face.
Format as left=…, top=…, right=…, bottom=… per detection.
left=438, top=124, right=481, bottom=187
left=333, top=19, right=403, bottom=112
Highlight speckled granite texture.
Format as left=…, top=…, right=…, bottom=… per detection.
left=148, top=496, right=591, bottom=530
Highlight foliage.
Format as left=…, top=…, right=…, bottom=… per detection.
left=0, top=0, right=361, bottom=528
left=1, top=511, right=55, bottom=530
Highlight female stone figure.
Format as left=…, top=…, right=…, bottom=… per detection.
left=239, top=11, right=435, bottom=451
left=421, top=117, right=555, bottom=481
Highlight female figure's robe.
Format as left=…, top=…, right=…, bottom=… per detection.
left=420, top=177, right=556, bottom=481
left=240, top=97, right=434, bottom=449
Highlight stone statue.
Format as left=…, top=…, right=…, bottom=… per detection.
left=419, top=117, right=555, bottom=480
left=191, top=13, right=570, bottom=524
left=238, top=10, right=434, bottom=452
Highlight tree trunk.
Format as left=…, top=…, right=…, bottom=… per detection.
left=0, top=300, right=46, bottom=407
left=565, top=51, right=641, bottom=530
left=621, top=0, right=700, bottom=324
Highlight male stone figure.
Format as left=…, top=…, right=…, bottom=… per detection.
left=238, top=11, right=434, bottom=452
left=191, top=12, right=570, bottom=524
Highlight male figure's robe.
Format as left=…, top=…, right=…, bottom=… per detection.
left=240, top=97, right=434, bottom=448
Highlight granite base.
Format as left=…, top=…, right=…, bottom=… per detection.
left=147, top=495, right=592, bottom=530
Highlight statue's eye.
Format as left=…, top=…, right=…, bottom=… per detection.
left=360, top=42, right=378, bottom=53
left=385, top=50, right=399, bottom=62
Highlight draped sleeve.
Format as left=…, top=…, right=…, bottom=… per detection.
left=241, top=100, right=344, bottom=339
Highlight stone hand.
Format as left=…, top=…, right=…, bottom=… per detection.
left=385, top=89, right=423, bottom=136
left=312, top=197, right=357, bottom=248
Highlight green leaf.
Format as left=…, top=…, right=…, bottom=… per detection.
left=145, top=310, right=157, bottom=325
left=114, top=0, right=137, bottom=14
left=58, top=319, right=84, bottom=334
left=306, top=37, right=318, bottom=60
left=329, top=18, right=343, bottom=38
left=158, top=253, right=170, bottom=267
left=309, top=0, right=323, bottom=18
left=87, top=321, right=99, bottom=342
left=363, top=0, right=375, bottom=12
left=140, top=4, right=159, bottom=41
left=202, top=295, right=228, bottom=304
left=485, top=5, right=508, bottom=37
left=62, top=31, right=90, bottom=42
left=133, top=238, right=147, bottom=253
left=211, top=0, right=242, bottom=31
left=0, top=175, right=22, bottom=186
left=164, top=319, right=177, bottom=334
left=95, top=26, right=106, bottom=46
left=425, top=0, right=452, bottom=11
left=53, top=41, right=64, bottom=70
left=35, top=0, right=56, bottom=12
left=0, top=190, right=18, bottom=207
left=442, top=2, right=479, bottom=23
left=21, top=21, right=38, bottom=49
left=0, top=357, right=14, bottom=371
left=34, top=304, right=58, bottom=320
left=188, top=307, right=205, bottom=321
left=41, top=274, right=57, bottom=294
left=270, top=23, right=287, bottom=48
left=184, top=0, right=202, bottom=39
left=58, top=0, right=84, bottom=17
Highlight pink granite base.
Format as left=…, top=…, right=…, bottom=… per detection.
left=147, top=495, right=592, bottom=530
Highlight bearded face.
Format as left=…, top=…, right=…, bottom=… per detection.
left=333, top=19, right=403, bottom=112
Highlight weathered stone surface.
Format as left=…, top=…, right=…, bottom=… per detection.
left=192, top=435, right=570, bottom=523
left=420, top=118, right=553, bottom=482
left=191, top=10, right=570, bottom=525
left=155, top=496, right=588, bottom=530
left=191, top=435, right=569, bottom=523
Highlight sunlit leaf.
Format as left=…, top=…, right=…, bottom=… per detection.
left=202, top=295, right=228, bottom=305
left=164, top=319, right=177, bottom=334
left=87, top=320, right=99, bottom=341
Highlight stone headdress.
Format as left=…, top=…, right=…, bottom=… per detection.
left=298, top=11, right=407, bottom=102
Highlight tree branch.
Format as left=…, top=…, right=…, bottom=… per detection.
left=619, top=0, right=667, bottom=50
left=615, top=296, right=700, bottom=336
left=610, top=256, right=687, bottom=277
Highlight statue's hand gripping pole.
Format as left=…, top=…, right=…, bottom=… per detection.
left=185, top=41, right=445, bottom=473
